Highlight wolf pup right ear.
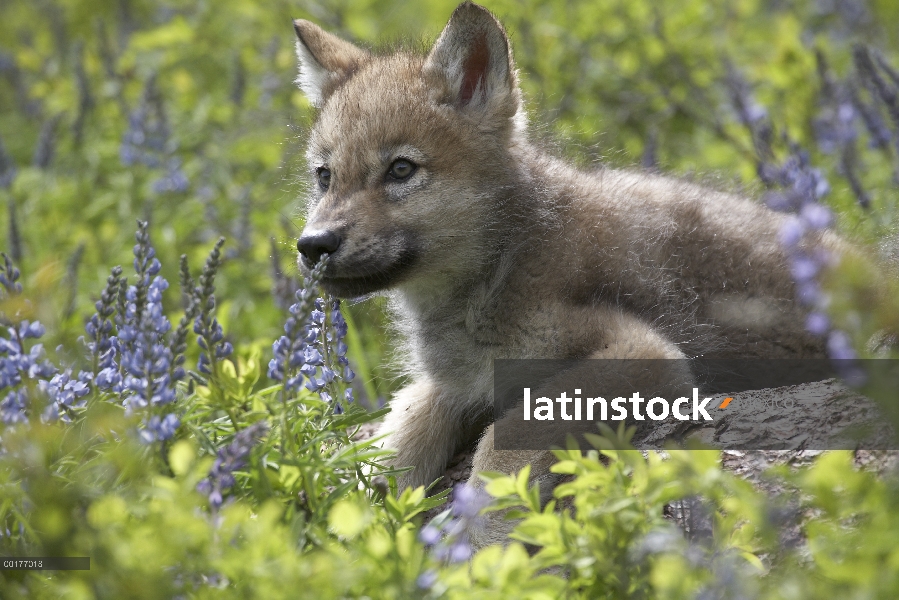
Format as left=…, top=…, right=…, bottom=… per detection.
left=423, top=2, right=522, bottom=130
left=293, top=19, right=368, bottom=107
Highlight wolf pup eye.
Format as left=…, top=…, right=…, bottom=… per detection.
left=317, top=167, right=331, bottom=190
left=387, top=158, right=416, bottom=181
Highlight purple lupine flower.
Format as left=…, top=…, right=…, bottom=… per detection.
left=191, top=238, right=231, bottom=376
left=729, top=73, right=864, bottom=385
left=84, top=266, right=123, bottom=387
left=0, top=389, right=28, bottom=425
left=40, top=369, right=92, bottom=423
left=18, top=321, right=44, bottom=339
left=328, top=299, right=355, bottom=408
left=0, top=254, right=60, bottom=427
left=416, top=570, right=439, bottom=590
left=118, top=275, right=176, bottom=412
left=268, top=256, right=329, bottom=391
left=120, top=75, right=170, bottom=169
left=814, top=101, right=858, bottom=155
left=421, top=484, right=491, bottom=565
left=805, top=312, right=830, bottom=336
left=197, top=420, right=268, bottom=510
left=268, top=257, right=356, bottom=410
left=0, top=253, right=23, bottom=297
left=779, top=217, right=805, bottom=248
left=303, top=347, right=323, bottom=366
left=113, top=223, right=181, bottom=440
left=151, top=157, right=190, bottom=194
left=120, top=76, right=190, bottom=195
left=790, top=254, right=820, bottom=283
left=139, top=413, right=180, bottom=443
left=827, top=330, right=858, bottom=361
left=419, top=525, right=442, bottom=546
left=1, top=329, right=57, bottom=397
left=95, top=367, right=122, bottom=391
left=800, top=203, right=833, bottom=230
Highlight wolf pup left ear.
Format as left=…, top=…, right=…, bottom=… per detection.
left=423, top=2, right=521, bottom=128
left=293, top=19, right=368, bottom=106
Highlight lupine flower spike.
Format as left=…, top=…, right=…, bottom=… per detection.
left=192, top=238, right=232, bottom=377
left=1, top=254, right=57, bottom=424
left=115, top=221, right=181, bottom=440
left=197, top=420, right=269, bottom=510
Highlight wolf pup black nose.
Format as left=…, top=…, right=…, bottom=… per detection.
left=297, top=230, right=341, bottom=266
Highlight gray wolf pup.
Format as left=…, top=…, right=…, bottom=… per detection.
left=292, top=2, right=838, bottom=546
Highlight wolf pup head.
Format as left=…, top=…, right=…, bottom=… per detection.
left=293, top=2, right=526, bottom=299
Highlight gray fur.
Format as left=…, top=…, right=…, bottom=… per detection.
left=292, top=1, right=839, bottom=547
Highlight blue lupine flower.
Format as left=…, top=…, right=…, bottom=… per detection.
left=40, top=369, right=92, bottom=423
left=814, top=101, right=858, bottom=155
left=303, top=347, right=323, bottom=366
left=419, top=525, right=442, bottom=546
left=120, top=76, right=171, bottom=169
left=192, top=238, right=231, bottom=375
left=327, top=299, right=355, bottom=408
left=728, top=73, right=861, bottom=370
left=151, top=157, right=190, bottom=194
left=0, top=253, right=23, bottom=296
left=1, top=328, right=57, bottom=395
left=827, top=330, right=858, bottom=361
left=19, top=321, right=44, bottom=339
left=112, top=223, right=182, bottom=441
left=800, top=203, right=833, bottom=230
left=779, top=217, right=805, bottom=248
left=420, top=484, right=491, bottom=565
left=0, top=389, right=28, bottom=425
left=95, top=367, right=122, bottom=391
left=416, top=570, right=439, bottom=590
left=268, top=259, right=356, bottom=411
left=299, top=362, right=316, bottom=377
left=806, top=312, right=830, bottom=336
left=139, top=413, right=180, bottom=443
left=84, top=266, right=123, bottom=383
left=268, top=258, right=329, bottom=391
left=197, top=420, right=268, bottom=510
left=851, top=89, right=892, bottom=150
left=0, top=255, right=61, bottom=428
left=790, top=255, right=819, bottom=283
left=304, top=375, right=325, bottom=393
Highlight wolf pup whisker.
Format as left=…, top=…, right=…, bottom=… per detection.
left=291, top=1, right=844, bottom=548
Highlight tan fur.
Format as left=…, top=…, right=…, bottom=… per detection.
left=291, top=2, right=831, bottom=546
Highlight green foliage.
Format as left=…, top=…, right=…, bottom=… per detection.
left=2, top=0, right=899, bottom=598
left=480, top=428, right=899, bottom=599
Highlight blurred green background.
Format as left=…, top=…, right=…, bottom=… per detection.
left=2, top=0, right=898, bottom=402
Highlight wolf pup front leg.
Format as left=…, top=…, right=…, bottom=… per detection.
left=376, top=379, right=475, bottom=491
left=291, top=3, right=530, bottom=490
